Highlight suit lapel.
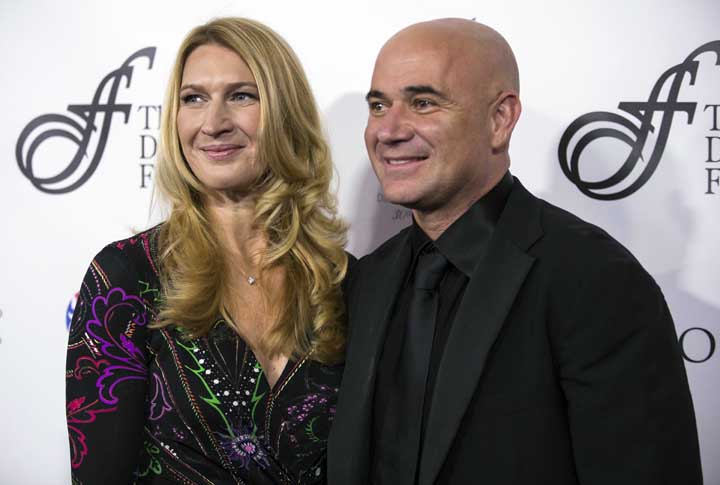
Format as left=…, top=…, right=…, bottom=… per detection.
left=329, top=229, right=412, bottom=484
left=418, top=182, right=543, bottom=485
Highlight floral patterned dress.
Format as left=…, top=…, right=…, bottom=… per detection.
left=66, top=226, right=342, bottom=484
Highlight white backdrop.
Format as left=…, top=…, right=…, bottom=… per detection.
left=1, top=0, right=718, bottom=483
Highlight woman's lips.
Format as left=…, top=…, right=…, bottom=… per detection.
left=201, top=144, right=243, bottom=161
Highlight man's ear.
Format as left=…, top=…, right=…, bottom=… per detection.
left=490, top=92, right=521, bottom=153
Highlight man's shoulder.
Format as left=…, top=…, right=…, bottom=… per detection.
left=357, top=225, right=413, bottom=266
left=536, top=197, right=633, bottom=260
left=508, top=180, right=610, bottom=243
left=502, top=180, right=648, bottom=279
left=526, top=194, right=657, bottom=295
left=492, top=179, right=624, bottom=260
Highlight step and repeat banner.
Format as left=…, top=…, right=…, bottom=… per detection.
left=1, top=0, right=718, bottom=482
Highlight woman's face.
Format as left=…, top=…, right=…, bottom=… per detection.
left=177, top=43, right=262, bottom=195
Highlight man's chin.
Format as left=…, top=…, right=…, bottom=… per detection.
left=380, top=190, right=419, bottom=209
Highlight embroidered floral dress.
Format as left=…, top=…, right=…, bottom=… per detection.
left=66, top=226, right=342, bottom=484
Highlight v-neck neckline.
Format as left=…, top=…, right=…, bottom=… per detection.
left=244, top=342, right=310, bottom=397
left=210, top=319, right=310, bottom=397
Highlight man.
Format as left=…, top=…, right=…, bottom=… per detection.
left=328, top=18, right=702, bottom=485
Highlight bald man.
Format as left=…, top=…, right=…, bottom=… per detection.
left=328, top=19, right=702, bottom=485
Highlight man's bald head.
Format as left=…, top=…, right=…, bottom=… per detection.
left=379, top=18, right=519, bottom=97
left=365, top=18, right=523, bottom=236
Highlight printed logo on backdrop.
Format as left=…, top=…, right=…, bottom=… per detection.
left=377, top=192, right=412, bottom=222
left=558, top=41, right=720, bottom=200
left=679, top=327, right=716, bottom=364
left=16, top=47, right=159, bottom=194
left=66, top=292, right=79, bottom=330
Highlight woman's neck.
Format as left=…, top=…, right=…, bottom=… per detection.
left=202, top=192, right=289, bottom=386
left=204, top=190, right=264, bottom=265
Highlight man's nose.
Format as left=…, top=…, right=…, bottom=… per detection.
left=375, top=105, right=414, bottom=144
left=201, top=101, right=233, bottom=137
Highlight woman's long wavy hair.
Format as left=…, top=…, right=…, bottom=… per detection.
left=153, top=17, right=348, bottom=364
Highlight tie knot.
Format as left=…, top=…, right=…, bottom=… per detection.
left=414, top=247, right=449, bottom=290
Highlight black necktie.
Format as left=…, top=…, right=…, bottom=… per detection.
left=396, top=245, right=449, bottom=483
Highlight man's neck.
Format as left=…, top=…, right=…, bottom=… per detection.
left=412, top=169, right=509, bottom=240
left=412, top=207, right=466, bottom=241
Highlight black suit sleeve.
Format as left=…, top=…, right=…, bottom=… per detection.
left=553, top=249, right=702, bottom=485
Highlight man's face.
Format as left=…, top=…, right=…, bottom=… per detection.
left=365, top=36, right=495, bottom=214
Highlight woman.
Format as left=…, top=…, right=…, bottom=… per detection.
left=66, top=18, right=349, bottom=484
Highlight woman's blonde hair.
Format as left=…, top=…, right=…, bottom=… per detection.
left=154, top=17, right=348, bottom=364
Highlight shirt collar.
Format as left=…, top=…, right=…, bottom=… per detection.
left=409, top=171, right=514, bottom=276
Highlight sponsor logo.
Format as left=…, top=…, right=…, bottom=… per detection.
left=559, top=41, right=720, bottom=200
left=66, top=292, right=79, bottom=330
left=377, top=192, right=412, bottom=222
left=16, top=47, right=156, bottom=194
left=680, top=326, right=716, bottom=364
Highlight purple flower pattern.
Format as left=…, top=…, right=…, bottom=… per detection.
left=148, top=372, right=173, bottom=421
left=284, top=383, right=337, bottom=445
left=85, top=287, right=148, bottom=405
left=220, top=426, right=270, bottom=469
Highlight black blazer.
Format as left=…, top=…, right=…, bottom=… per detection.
left=329, top=179, right=702, bottom=485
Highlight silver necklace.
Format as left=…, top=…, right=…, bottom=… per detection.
left=236, top=266, right=257, bottom=286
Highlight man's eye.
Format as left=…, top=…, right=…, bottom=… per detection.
left=413, top=98, right=435, bottom=109
left=180, top=94, right=203, bottom=104
left=368, top=101, right=386, bottom=113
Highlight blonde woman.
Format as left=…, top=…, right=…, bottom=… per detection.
left=66, top=18, right=349, bottom=484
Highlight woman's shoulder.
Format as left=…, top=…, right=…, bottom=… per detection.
left=89, top=223, right=164, bottom=284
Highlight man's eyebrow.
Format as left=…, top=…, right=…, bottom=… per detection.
left=365, top=90, right=385, bottom=101
left=365, top=86, right=448, bottom=102
left=404, top=85, right=447, bottom=98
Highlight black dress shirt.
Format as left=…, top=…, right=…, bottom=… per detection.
left=371, top=172, right=514, bottom=484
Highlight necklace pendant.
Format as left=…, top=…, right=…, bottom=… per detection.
left=247, top=276, right=256, bottom=285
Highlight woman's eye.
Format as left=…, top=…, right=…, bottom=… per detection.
left=231, top=91, right=257, bottom=103
left=180, top=94, right=203, bottom=104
